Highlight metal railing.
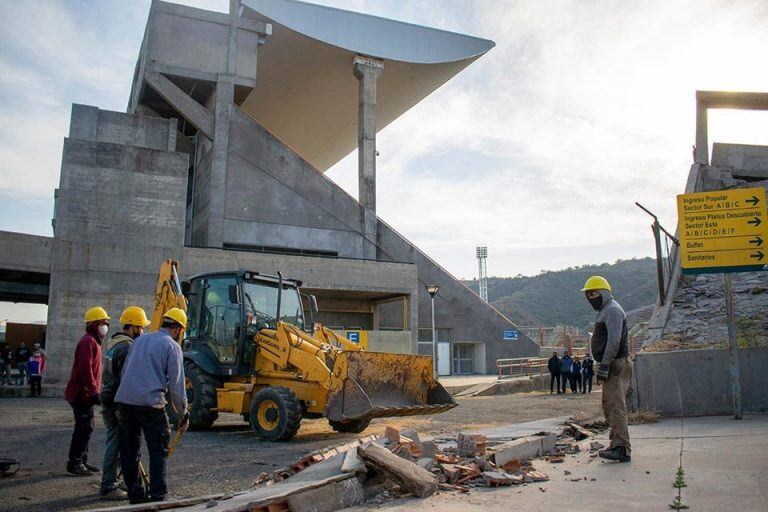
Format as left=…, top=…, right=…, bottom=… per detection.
left=635, top=202, right=680, bottom=306
left=497, top=349, right=588, bottom=380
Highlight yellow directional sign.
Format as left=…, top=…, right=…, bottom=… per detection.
left=677, top=187, right=768, bottom=274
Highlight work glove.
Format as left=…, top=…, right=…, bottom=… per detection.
left=596, top=364, right=610, bottom=383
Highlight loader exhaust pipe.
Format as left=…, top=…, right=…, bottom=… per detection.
left=275, top=271, right=283, bottom=325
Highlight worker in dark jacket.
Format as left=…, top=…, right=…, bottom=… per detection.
left=99, top=306, right=151, bottom=500
left=583, top=276, right=632, bottom=462
left=582, top=354, right=595, bottom=394
left=15, top=342, right=30, bottom=386
left=115, top=308, right=189, bottom=504
left=547, top=352, right=561, bottom=394
left=572, top=357, right=583, bottom=393
left=558, top=351, right=573, bottom=394
left=65, top=306, right=110, bottom=476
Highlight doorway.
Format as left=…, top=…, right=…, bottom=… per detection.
left=452, top=343, right=475, bottom=375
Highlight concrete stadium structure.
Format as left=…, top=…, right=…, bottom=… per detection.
left=0, top=0, right=539, bottom=384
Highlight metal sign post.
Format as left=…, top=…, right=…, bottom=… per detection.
left=677, top=186, right=767, bottom=420
left=722, top=273, right=742, bottom=419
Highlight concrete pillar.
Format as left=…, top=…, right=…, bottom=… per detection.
left=207, top=75, right=235, bottom=247
left=353, top=55, right=384, bottom=260
left=695, top=100, right=709, bottom=164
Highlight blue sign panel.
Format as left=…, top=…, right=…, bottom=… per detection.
left=503, top=330, right=519, bottom=341
left=347, top=332, right=360, bottom=343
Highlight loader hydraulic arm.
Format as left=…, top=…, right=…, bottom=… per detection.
left=150, top=259, right=188, bottom=333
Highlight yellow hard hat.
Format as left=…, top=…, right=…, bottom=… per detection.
left=581, top=276, right=612, bottom=292
left=163, top=308, right=188, bottom=328
left=119, top=306, right=151, bottom=327
left=84, top=306, right=110, bottom=324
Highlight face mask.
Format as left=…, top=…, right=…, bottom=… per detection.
left=588, top=295, right=603, bottom=311
left=98, top=324, right=109, bottom=337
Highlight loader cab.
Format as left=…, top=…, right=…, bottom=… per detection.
left=183, top=270, right=315, bottom=377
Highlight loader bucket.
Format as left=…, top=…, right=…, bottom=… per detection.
left=325, top=351, right=457, bottom=422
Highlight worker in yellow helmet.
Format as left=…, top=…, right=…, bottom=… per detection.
left=114, top=308, right=188, bottom=504
left=98, top=306, right=151, bottom=500
left=581, top=276, right=632, bottom=463
left=64, top=306, right=110, bottom=476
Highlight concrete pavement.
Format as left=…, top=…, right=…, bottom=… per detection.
left=346, top=414, right=768, bottom=511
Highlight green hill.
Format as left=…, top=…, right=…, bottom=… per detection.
left=463, top=258, right=658, bottom=329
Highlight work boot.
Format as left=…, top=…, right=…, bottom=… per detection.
left=84, top=462, right=101, bottom=473
left=100, top=488, right=128, bottom=501
left=66, top=463, right=92, bottom=476
left=598, top=446, right=631, bottom=462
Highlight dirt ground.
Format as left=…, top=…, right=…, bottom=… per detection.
left=0, top=390, right=601, bottom=511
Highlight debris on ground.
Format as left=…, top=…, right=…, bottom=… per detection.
left=628, top=409, right=661, bottom=424
left=93, top=420, right=599, bottom=511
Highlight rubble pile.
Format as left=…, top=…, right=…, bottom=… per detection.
left=94, top=420, right=598, bottom=512
left=251, top=423, right=597, bottom=508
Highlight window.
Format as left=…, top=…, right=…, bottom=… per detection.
left=418, top=328, right=451, bottom=342
left=242, top=279, right=305, bottom=330
left=200, top=276, right=241, bottom=364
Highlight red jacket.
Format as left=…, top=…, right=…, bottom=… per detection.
left=64, top=333, right=102, bottom=403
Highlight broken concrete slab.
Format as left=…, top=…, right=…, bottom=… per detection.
left=358, top=442, right=438, bottom=498
left=341, top=446, right=366, bottom=474
left=492, top=434, right=558, bottom=467
left=483, top=471, right=523, bottom=486
left=287, top=476, right=364, bottom=512
left=469, top=416, right=570, bottom=441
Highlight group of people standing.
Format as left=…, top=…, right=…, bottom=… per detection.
left=1, top=340, right=47, bottom=395
left=65, top=305, right=189, bottom=504
left=547, top=351, right=594, bottom=394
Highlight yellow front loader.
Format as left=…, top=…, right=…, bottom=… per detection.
left=153, top=260, right=456, bottom=441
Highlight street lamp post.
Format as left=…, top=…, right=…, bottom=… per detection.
left=426, top=285, right=439, bottom=377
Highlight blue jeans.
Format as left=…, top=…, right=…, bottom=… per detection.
left=101, top=408, right=121, bottom=493
left=117, top=404, right=171, bottom=503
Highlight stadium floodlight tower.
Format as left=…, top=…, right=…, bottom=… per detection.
left=476, top=246, right=488, bottom=302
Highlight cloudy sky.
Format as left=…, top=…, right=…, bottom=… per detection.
left=1, top=0, right=767, bottom=321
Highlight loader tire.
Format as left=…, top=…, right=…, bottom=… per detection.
left=328, top=418, right=371, bottom=434
left=185, top=360, right=219, bottom=431
left=249, top=387, right=302, bottom=441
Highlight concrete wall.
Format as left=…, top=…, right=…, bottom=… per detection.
left=45, top=105, right=189, bottom=384
left=221, top=107, right=369, bottom=258
left=69, top=105, right=176, bottom=151
left=140, top=1, right=264, bottom=85
left=635, top=347, right=768, bottom=416
left=0, top=231, right=52, bottom=274
left=712, top=143, right=768, bottom=179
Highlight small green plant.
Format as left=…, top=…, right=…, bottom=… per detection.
left=669, top=465, right=689, bottom=510
left=673, top=466, right=687, bottom=489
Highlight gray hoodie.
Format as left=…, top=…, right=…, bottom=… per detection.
left=589, top=290, right=628, bottom=366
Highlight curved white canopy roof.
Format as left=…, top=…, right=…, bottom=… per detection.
left=239, top=0, right=494, bottom=171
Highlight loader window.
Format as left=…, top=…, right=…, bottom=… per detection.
left=200, top=276, right=241, bottom=364
left=242, top=280, right=304, bottom=330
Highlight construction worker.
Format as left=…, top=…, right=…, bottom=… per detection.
left=582, top=276, right=632, bottom=462
left=64, top=306, right=110, bottom=476
left=115, top=308, right=189, bottom=504
left=98, top=306, right=151, bottom=500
